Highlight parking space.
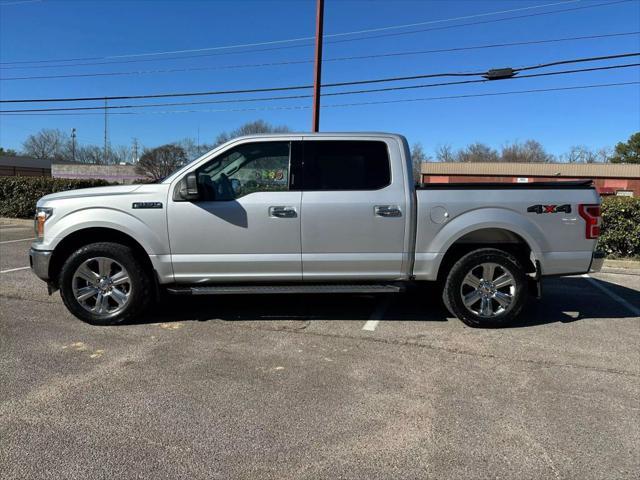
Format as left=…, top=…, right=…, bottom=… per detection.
left=1, top=222, right=639, bottom=479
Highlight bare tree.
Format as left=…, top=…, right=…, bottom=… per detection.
left=561, top=145, right=598, bottom=163
left=411, top=142, right=431, bottom=183
left=22, top=129, right=70, bottom=160
left=177, top=137, right=212, bottom=161
left=213, top=120, right=290, bottom=147
left=75, top=145, right=103, bottom=164
left=456, top=142, right=499, bottom=163
left=110, top=145, right=132, bottom=164
left=135, top=144, right=187, bottom=181
left=435, top=144, right=455, bottom=163
left=501, top=140, right=553, bottom=163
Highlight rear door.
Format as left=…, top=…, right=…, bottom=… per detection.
left=299, top=138, right=407, bottom=281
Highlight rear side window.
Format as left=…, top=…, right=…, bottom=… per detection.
left=302, top=140, right=390, bottom=190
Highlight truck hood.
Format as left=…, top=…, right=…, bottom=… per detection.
left=39, top=184, right=143, bottom=204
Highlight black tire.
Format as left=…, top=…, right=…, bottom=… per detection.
left=442, top=248, right=528, bottom=328
left=59, top=242, right=152, bottom=325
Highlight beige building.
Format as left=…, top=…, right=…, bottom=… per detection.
left=421, top=162, right=640, bottom=197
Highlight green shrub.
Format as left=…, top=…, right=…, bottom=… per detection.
left=599, top=196, right=640, bottom=258
left=0, top=176, right=111, bottom=218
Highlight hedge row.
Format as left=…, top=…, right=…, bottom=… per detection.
left=600, top=196, right=640, bottom=258
left=0, top=176, right=111, bottom=218
left=1, top=176, right=639, bottom=257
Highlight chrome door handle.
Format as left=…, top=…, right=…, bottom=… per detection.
left=269, top=206, right=297, bottom=218
left=375, top=205, right=402, bottom=217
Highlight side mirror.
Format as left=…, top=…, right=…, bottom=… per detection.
left=177, top=172, right=200, bottom=201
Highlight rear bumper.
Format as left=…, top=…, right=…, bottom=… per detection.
left=589, top=250, right=605, bottom=273
left=29, top=248, right=52, bottom=281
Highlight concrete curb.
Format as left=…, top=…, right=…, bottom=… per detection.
left=0, top=217, right=32, bottom=227
left=603, top=259, right=640, bottom=270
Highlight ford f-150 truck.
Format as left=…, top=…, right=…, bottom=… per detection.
left=29, top=133, right=603, bottom=327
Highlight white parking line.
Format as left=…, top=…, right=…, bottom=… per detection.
left=0, top=238, right=33, bottom=244
left=362, top=297, right=393, bottom=331
left=362, top=319, right=379, bottom=331
left=0, top=266, right=30, bottom=274
left=582, top=274, right=640, bottom=316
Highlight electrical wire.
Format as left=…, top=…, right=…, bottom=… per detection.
left=1, top=81, right=636, bottom=116
left=0, top=0, right=633, bottom=67
left=0, top=0, right=585, bottom=65
left=1, top=62, right=638, bottom=113
left=1, top=52, right=638, bottom=104
left=2, top=32, right=638, bottom=81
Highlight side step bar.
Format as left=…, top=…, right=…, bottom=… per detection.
left=167, top=284, right=404, bottom=296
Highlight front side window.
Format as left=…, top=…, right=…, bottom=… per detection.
left=302, top=140, right=391, bottom=191
left=196, top=141, right=290, bottom=201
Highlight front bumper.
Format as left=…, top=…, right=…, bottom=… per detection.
left=29, top=248, right=52, bottom=281
left=589, top=250, right=605, bottom=273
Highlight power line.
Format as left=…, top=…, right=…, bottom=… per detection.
left=323, top=0, right=635, bottom=48
left=1, top=4, right=634, bottom=72
left=2, top=62, right=638, bottom=113
left=0, top=0, right=633, bottom=68
left=1, top=81, right=636, bottom=116
left=0, top=0, right=42, bottom=6
left=0, top=0, right=585, bottom=65
left=2, top=32, right=638, bottom=81
left=2, top=52, right=638, bottom=104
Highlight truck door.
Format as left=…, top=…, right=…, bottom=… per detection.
left=300, top=138, right=407, bottom=281
left=167, top=140, right=302, bottom=283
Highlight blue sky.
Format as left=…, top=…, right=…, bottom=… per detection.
left=1, top=0, right=639, bottom=157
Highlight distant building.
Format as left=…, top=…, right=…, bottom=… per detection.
left=52, top=163, right=147, bottom=184
left=0, top=156, right=51, bottom=177
left=421, top=162, right=640, bottom=197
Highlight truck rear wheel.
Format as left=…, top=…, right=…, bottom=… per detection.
left=442, top=248, right=528, bottom=328
left=59, top=242, right=152, bottom=326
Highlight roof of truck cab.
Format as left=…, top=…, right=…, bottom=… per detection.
left=231, top=132, right=406, bottom=140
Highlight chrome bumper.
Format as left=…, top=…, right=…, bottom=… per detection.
left=29, top=248, right=52, bottom=281
left=589, top=250, right=605, bottom=273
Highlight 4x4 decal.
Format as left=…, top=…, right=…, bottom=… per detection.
left=527, top=204, right=571, bottom=214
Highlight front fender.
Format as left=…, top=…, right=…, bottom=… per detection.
left=41, top=207, right=169, bottom=255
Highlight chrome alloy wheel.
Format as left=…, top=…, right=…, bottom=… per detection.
left=459, top=262, right=516, bottom=318
left=72, top=257, right=131, bottom=317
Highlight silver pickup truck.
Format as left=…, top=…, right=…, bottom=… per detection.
left=30, top=132, right=603, bottom=327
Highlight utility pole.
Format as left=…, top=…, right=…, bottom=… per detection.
left=71, top=128, right=76, bottom=162
left=103, top=98, right=109, bottom=164
left=132, top=138, right=139, bottom=163
left=311, top=0, right=324, bottom=132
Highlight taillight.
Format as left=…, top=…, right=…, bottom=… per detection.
left=578, top=204, right=601, bottom=239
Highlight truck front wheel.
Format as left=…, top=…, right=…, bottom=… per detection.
left=442, top=248, right=528, bottom=328
left=59, top=242, right=152, bottom=325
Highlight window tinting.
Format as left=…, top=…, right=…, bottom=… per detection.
left=196, top=141, right=290, bottom=201
left=302, top=141, right=390, bottom=190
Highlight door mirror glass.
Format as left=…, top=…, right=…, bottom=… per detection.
left=178, top=172, right=201, bottom=201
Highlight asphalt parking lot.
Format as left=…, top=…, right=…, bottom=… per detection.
left=1, top=220, right=639, bottom=479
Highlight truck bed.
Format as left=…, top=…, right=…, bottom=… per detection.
left=417, top=180, right=595, bottom=190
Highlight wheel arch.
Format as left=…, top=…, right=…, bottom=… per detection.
left=48, top=227, right=154, bottom=286
left=435, top=227, right=539, bottom=283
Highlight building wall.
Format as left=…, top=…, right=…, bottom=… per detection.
left=52, top=164, right=147, bottom=184
left=0, top=166, right=51, bottom=177
left=421, top=174, right=640, bottom=197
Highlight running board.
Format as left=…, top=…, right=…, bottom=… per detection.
left=167, top=284, right=404, bottom=296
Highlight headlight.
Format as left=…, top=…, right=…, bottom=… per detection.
left=34, top=207, right=53, bottom=240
